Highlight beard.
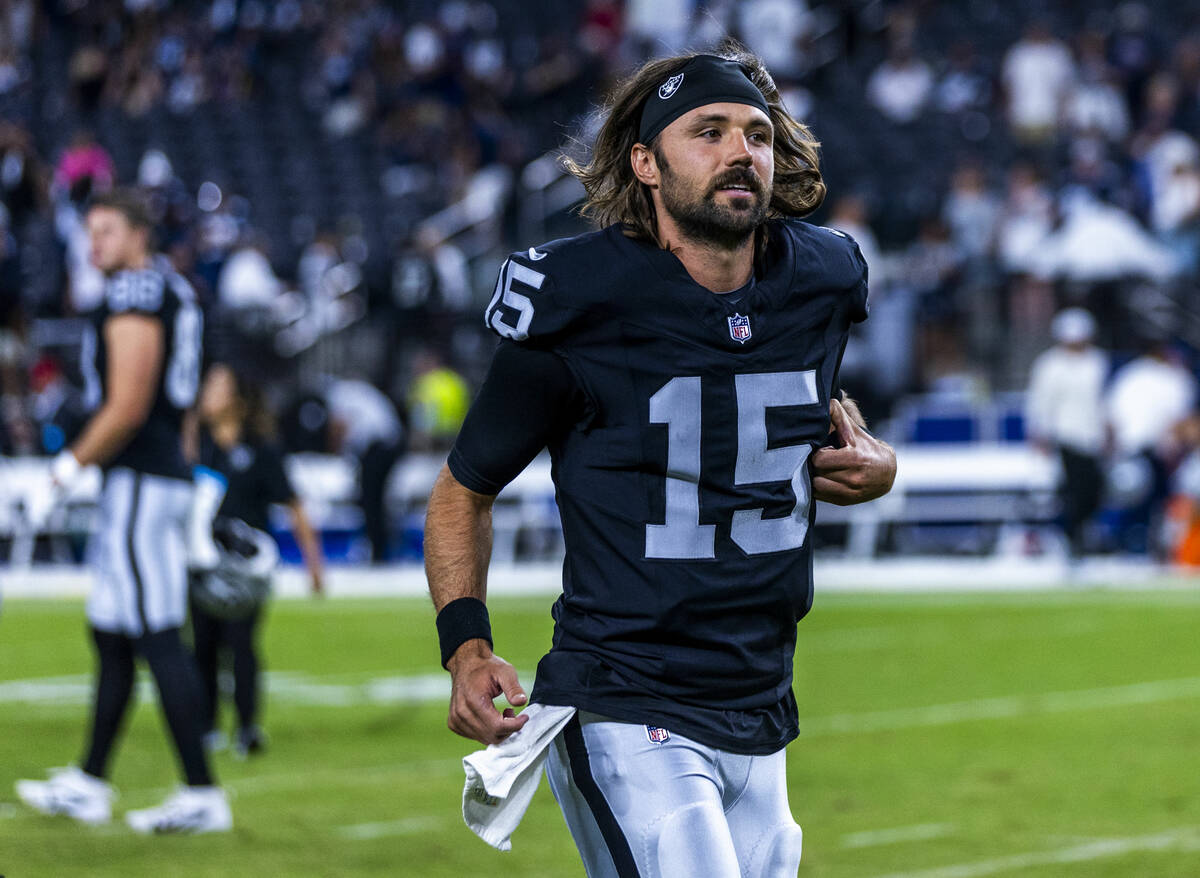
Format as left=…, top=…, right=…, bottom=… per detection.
left=656, top=152, right=770, bottom=251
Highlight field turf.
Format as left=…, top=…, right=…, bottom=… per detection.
left=1, top=586, right=1199, bottom=877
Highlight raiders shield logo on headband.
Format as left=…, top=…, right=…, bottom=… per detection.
left=658, top=73, right=684, bottom=100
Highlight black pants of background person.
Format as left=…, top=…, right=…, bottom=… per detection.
left=360, top=439, right=402, bottom=563
left=1119, top=449, right=1171, bottom=557
left=1058, top=446, right=1105, bottom=559
left=190, top=600, right=262, bottom=738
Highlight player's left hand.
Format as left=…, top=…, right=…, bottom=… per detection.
left=810, top=398, right=896, bottom=506
left=24, top=450, right=82, bottom=531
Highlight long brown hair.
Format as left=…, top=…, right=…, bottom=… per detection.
left=563, top=40, right=826, bottom=244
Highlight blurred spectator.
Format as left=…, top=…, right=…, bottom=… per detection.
left=406, top=348, right=469, bottom=453
left=390, top=228, right=472, bottom=337
left=934, top=40, right=992, bottom=117
left=737, top=0, right=812, bottom=80
left=1035, top=188, right=1174, bottom=282
left=942, top=161, right=1000, bottom=264
left=218, top=232, right=284, bottom=311
left=866, top=28, right=933, bottom=124
left=0, top=233, right=33, bottom=454
left=1132, top=73, right=1200, bottom=234
left=326, top=377, right=404, bottom=563
left=52, top=130, right=114, bottom=198
left=1108, top=1, right=1158, bottom=108
left=28, top=355, right=88, bottom=456
left=68, top=42, right=109, bottom=113
left=997, top=163, right=1056, bottom=275
left=1002, top=21, right=1076, bottom=144
left=1064, top=31, right=1129, bottom=142
left=826, top=195, right=881, bottom=285
left=298, top=230, right=341, bottom=304
left=53, top=184, right=106, bottom=315
left=624, top=0, right=694, bottom=55
left=1106, top=335, right=1197, bottom=554
left=0, top=123, right=45, bottom=230
left=1026, top=309, right=1109, bottom=558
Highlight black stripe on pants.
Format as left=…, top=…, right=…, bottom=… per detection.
left=125, top=472, right=148, bottom=633
left=562, top=714, right=641, bottom=877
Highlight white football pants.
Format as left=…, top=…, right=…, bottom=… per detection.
left=87, top=468, right=192, bottom=637
left=544, top=711, right=803, bottom=878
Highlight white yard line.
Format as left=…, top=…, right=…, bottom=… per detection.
left=842, top=823, right=956, bottom=849
left=794, top=676, right=1200, bottom=738
left=335, top=816, right=444, bottom=840
left=7, top=672, right=1200, bottom=741
left=867, top=827, right=1200, bottom=878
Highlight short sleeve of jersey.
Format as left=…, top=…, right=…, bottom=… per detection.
left=816, top=226, right=869, bottom=324
left=481, top=246, right=584, bottom=346
left=848, top=239, right=869, bottom=324
left=105, top=269, right=166, bottom=316
left=258, top=444, right=297, bottom=506
left=448, top=341, right=584, bottom=495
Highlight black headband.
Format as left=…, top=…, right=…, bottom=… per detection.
left=638, top=55, right=771, bottom=145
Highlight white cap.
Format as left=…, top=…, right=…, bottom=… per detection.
left=1051, top=307, right=1096, bottom=344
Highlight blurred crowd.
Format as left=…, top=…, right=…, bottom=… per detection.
left=6, top=0, right=1200, bottom=559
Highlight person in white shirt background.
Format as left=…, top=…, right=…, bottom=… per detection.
left=1105, top=329, right=1198, bottom=555
left=1027, top=308, right=1109, bottom=559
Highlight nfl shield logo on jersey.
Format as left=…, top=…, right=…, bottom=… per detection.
left=728, top=313, right=752, bottom=344
left=645, top=725, right=671, bottom=744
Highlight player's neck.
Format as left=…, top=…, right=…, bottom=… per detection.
left=656, top=223, right=755, bottom=293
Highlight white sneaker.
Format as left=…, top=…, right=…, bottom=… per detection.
left=126, top=786, right=232, bottom=835
left=15, top=766, right=114, bottom=825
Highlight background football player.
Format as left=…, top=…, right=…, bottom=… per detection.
left=428, top=43, right=895, bottom=876
left=15, top=189, right=231, bottom=834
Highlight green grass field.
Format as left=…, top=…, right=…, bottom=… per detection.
left=2, top=586, right=1200, bottom=877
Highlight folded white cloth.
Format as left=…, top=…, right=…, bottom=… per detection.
left=462, top=703, right=576, bottom=851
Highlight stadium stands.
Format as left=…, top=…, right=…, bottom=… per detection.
left=5, top=0, right=1200, bottom=562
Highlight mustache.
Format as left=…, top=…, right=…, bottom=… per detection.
left=708, top=169, right=764, bottom=194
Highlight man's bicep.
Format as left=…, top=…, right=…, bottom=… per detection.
left=103, top=314, right=164, bottom=419
left=447, top=342, right=581, bottom=495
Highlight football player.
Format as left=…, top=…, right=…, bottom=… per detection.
left=427, top=45, right=895, bottom=876
left=16, top=189, right=231, bottom=834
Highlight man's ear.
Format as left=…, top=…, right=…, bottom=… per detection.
left=630, top=143, right=659, bottom=188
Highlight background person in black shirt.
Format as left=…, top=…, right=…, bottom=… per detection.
left=191, top=363, right=324, bottom=756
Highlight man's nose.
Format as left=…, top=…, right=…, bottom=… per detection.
left=725, top=132, right=753, bottom=165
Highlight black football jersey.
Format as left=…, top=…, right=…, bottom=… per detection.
left=82, top=257, right=203, bottom=480
left=479, top=220, right=868, bottom=755
left=198, top=429, right=296, bottom=532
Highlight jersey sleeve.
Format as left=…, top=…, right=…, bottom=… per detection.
left=813, top=226, right=869, bottom=324
left=447, top=341, right=584, bottom=495
left=259, top=444, right=298, bottom=506
left=481, top=247, right=584, bottom=346
left=104, top=269, right=167, bottom=317
left=848, top=239, right=869, bottom=324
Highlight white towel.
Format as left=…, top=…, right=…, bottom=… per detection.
left=461, top=703, right=577, bottom=851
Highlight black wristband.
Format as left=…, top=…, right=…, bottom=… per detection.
left=436, top=597, right=493, bottom=669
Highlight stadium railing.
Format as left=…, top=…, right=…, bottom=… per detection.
left=1, top=444, right=1058, bottom=566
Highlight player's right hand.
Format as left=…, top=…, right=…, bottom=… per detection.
left=445, top=640, right=529, bottom=746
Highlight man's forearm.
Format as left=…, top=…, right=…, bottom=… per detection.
left=425, top=466, right=495, bottom=613
left=290, top=504, right=325, bottom=583
left=70, top=405, right=145, bottom=467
